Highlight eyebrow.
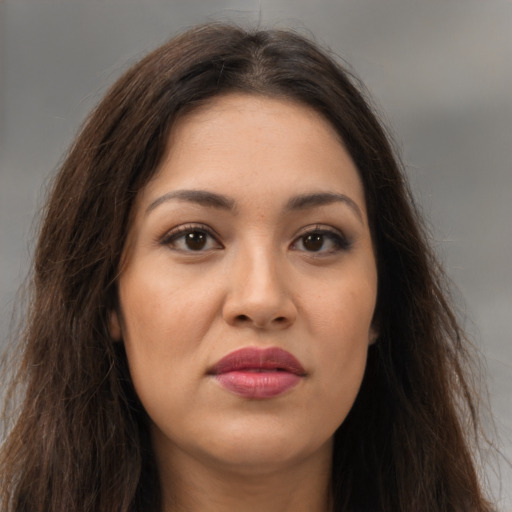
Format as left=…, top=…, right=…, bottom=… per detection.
left=146, top=189, right=236, bottom=214
left=146, top=189, right=363, bottom=222
left=284, top=192, right=363, bottom=221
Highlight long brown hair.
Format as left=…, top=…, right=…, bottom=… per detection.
left=1, top=23, right=493, bottom=511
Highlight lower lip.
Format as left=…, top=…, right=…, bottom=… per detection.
left=214, top=371, right=302, bottom=399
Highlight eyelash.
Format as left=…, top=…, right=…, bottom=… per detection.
left=291, top=225, right=351, bottom=254
left=159, top=223, right=351, bottom=254
left=160, top=224, right=223, bottom=252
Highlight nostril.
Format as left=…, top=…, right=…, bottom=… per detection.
left=233, top=314, right=288, bottom=327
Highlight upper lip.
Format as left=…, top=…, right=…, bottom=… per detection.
left=209, top=347, right=306, bottom=376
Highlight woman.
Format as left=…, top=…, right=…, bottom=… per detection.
left=0, top=23, right=493, bottom=511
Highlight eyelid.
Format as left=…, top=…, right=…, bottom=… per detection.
left=159, top=223, right=223, bottom=250
left=293, top=223, right=345, bottom=237
left=158, top=222, right=351, bottom=254
left=290, top=224, right=352, bottom=252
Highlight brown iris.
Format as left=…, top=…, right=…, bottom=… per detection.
left=185, top=231, right=207, bottom=250
left=302, top=233, right=324, bottom=251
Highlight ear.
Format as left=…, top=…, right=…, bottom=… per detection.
left=109, top=310, right=122, bottom=341
left=368, top=325, right=379, bottom=345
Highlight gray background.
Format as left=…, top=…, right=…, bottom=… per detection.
left=1, top=0, right=511, bottom=507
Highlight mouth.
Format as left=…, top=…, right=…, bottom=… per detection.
left=208, top=347, right=306, bottom=399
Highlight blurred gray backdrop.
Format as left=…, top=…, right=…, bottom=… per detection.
left=1, top=0, right=511, bottom=507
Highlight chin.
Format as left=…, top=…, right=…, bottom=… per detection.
left=194, top=423, right=334, bottom=474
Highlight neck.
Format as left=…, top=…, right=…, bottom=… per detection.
left=155, top=438, right=333, bottom=512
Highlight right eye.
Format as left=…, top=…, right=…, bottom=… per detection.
left=160, top=225, right=222, bottom=252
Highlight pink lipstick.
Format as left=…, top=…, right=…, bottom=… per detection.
left=209, top=347, right=306, bottom=399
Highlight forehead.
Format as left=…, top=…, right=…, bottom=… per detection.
left=140, top=93, right=366, bottom=215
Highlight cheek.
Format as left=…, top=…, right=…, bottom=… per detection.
left=304, top=274, right=376, bottom=416
left=116, top=266, right=220, bottom=402
left=119, top=261, right=219, bottom=352
left=307, top=275, right=377, bottom=349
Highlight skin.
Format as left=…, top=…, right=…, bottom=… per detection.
left=111, top=94, right=378, bottom=512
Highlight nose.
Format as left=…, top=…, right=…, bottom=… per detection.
left=222, top=247, right=297, bottom=330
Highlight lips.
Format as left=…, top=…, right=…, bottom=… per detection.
left=209, top=347, right=306, bottom=399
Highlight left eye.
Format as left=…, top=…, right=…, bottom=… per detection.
left=161, top=227, right=222, bottom=252
left=292, top=230, right=349, bottom=253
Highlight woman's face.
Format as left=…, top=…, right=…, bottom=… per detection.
left=111, top=94, right=378, bottom=475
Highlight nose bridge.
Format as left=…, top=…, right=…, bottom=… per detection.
left=223, top=236, right=296, bottom=329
